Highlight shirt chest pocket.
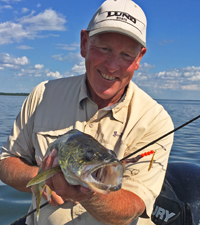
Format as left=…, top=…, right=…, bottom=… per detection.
left=33, top=126, right=73, bottom=166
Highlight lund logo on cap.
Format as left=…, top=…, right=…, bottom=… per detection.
left=107, top=11, right=136, bottom=24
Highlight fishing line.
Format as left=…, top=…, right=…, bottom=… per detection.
left=120, top=114, right=200, bottom=161
left=9, top=114, right=200, bottom=225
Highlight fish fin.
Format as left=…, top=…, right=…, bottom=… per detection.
left=31, top=183, right=53, bottom=221
left=26, top=165, right=61, bottom=187
left=31, top=182, right=46, bottom=221
left=45, top=185, right=52, bottom=201
left=27, top=166, right=61, bottom=221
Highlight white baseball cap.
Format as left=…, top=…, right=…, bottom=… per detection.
left=86, top=0, right=147, bottom=47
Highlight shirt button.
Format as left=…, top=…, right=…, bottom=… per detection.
left=89, top=123, right=93, bottom=128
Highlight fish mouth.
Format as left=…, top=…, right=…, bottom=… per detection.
left=81, top=161, right=124, bottom=194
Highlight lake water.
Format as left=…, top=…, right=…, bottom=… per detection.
left=0, top=96, right=200, bottom=224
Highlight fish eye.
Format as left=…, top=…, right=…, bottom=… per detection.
left=84, top=149, right=95, bottom=161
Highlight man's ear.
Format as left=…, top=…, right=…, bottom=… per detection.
left=135, top=47, right=147, bottom=70
left=80, top=29, right=89, bottom=58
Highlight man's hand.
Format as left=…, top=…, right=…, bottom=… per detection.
left=40, top=149, right=145, bottom=224
left=41, top=149, right=94, bottom=207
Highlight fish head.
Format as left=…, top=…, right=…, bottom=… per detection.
left=58, top=130, right=125, bottom=194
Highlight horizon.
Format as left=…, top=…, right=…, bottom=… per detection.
left=1, top=92, right=200, bottom=102
left=0, top=0, right=200, bottom=100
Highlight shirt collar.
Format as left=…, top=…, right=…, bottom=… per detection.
left=78, top=73, right=134, bottom=123
left=78, top=73, right=90, bottom=110
left=111, top=81, right=134, bottom=123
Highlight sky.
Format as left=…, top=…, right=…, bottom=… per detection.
left=0, top=0, right=200, bottom=100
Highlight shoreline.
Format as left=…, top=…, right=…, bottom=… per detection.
left=0, top=93, right=29, bottom=96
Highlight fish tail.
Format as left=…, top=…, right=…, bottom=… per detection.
left=45, top=184, right=52, bottom=201
left=26, top=166, right=61, bottom=220
left=31, top=182, right=46, bottom=221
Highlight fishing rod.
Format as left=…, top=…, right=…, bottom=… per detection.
left=120, top=113, right=200, bottom=161
left=9, top=114, right=200, bottom=225
left=9, top=202, right=48, bottom=225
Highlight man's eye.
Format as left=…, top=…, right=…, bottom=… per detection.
left=99, top=47, right=109, bottom=53
left=122, top=53, right=135, bottom=61
left=125, top=53, right=131, bottom=58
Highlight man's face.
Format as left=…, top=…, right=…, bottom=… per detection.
left=81, top=30, right=146, bottom=106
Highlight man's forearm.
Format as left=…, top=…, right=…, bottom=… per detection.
left=80, top=189, right=145, bottom=225
left=0, top=157, right=39, bottom=192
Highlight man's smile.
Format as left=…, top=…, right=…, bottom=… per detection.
left=98, top=70, right=116, bottom=81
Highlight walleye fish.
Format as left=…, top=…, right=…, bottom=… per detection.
left=27, top=129, right=125, bottom=220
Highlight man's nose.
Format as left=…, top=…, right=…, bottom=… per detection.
left=104, top=53, right=120, bottom=73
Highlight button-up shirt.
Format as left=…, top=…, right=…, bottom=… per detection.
left=1, top=74, right=174, bottom=225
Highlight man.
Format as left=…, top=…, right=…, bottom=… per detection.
left=0, top=0, right=174, bottom=224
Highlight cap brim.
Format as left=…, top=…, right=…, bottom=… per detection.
left=88, top=27, right=146, bottom=48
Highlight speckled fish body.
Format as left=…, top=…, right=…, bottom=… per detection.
left=55, top=129, right=124, bottom=192
left=27, top=129, right=124, bottom=220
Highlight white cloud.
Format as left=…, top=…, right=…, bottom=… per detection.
left=3, top=63, right=17, bottom=68
left=59, top=62, right=86, bottom=77
left=15, top=67, right=43, bottom=77
left=181, top=85, right=200, bottom=90
left=0, top=4, right=12, bottom=10
left=35, top=73, right=41, bottom=77
left=132, top=64, right=200, bottom=98
left=184, top=66, right=200, bottom=71
left=0, top=53, right=29, bottom=68
left=16, top=45, right=33, bottom=49
left=188, top=73, right=200, bottom=81
left=0, top=0, right=21, bottom=3
left=19, top=9, right=66, bottom=32
left=46, top=71, right=62, bottom=78
left=159, top=80, right=180, bottom=90
left=37, top=4, right=41, bottom=8
left=56, top=43, right=79, bottom=51
left=52, top=52, right=83, bottom=62
left=138, top=62, right=155, bottom=71
left=21, top=7, right=29, bottom=13
left=71, top=62, right=85, bottom=74
left=159, top=40, right=174, bottom=46
left=51, top=54, right=63, bottom=61
left=0, top=22, right=29, bottom=44
left=0, top=9, right=67, bottom=45
left=34, top=64, right=44, bottom=69
left=157, top=69, right=181, bottom=79
left=157, top=66, right=200, bottom=82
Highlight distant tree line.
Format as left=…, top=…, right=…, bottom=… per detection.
left=0, top=92, right=29, bottom=96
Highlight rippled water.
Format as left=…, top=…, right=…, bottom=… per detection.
left=157, top=99, right=200, bottom=165
left=0, top=96, right=200, bottom=224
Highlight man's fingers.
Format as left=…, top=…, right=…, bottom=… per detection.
left=52, top=156, right=59, bottom=167
left=50, top=191, right=65, bottom=205
left=41, top=149, right=58, bottom=172
left=45, top=149, right=58, bottom=170
left=41, top=156, right=48, bottom=172
left=42, top=188, right=65, bottom=207
left=42, top=149, right=59, bottom=191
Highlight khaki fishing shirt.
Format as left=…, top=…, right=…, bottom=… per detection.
left=1, top=74, right=174, bottom=225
